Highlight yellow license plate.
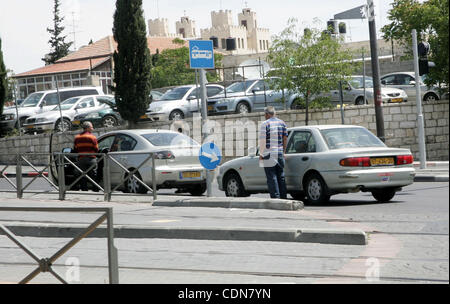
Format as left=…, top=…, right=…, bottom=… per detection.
left=181, top=171, right=201, bottom=179
left=140, top=115, right=148, bottom=119
left=208, top=105, right=213, bottom=111
left=72, top=120, right=80, bottom=125
left=370, top=157, right=394, bottom=166
left=26, top=125, right=34, bottom=129
left=391, top=98, right=403, bottom=103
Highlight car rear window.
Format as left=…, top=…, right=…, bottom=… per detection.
left=320, top=128, right=385, bottom=150
left=142, top=133, right=199, bottom=147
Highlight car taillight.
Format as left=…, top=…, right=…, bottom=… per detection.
left=339, top=157, right=370, bottom=167
left=154, top=150, right=175, bottom=159
left=396, top=155, right=413, bottom=165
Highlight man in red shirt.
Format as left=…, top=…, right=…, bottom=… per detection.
left=74, top=121, right=99, bottom=191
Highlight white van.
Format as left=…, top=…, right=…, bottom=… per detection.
left=0, top=86, right=104, bottom=132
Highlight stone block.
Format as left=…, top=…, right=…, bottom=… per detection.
left=399, top=121, right=416, bottom=129
left=389, top=107, right=401, bottom=114
left=393, top=114, right=407, bottom=122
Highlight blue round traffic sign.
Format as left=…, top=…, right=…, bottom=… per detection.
left=199, top=142, right=222, bottom=170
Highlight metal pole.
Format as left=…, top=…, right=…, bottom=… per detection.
left=103, top=155, right=111, bottom=202
left=13, top=81, right=22, bottom=137
left=16, top=154, right=23, bottom=198
left=58, top=154, right=66, bottom=200
left=338, top=81, right=345, bottom=124
left=152, top=153, right=157, bottom=201
left=367, top=0, right=385, bottom=142
left=54, top=75, right=65, bottom=133
left=412, top=29, right=427, bottom=169
left=199, top=69, right=212, bottom=197
left=362, top=50, right=367, bottom=104
left=106, top=208, right=119, bottom=284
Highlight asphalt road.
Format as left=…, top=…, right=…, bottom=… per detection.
left=0, top=177, right=448, bottom=284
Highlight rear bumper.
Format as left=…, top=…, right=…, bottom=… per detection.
left=23, top=122, right=54, bottom=132
left=140, top=166, right=207, bottom=189
left=322, top=167, right=415, bottom=191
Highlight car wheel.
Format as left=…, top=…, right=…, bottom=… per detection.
left=55, top=118, right=72, bottom=132
left=423, top=93, right=439, bottom=102
left=188, top=183, right=207, bottom=196
left=355, top=97, right=366, bottom=105
left=102, top=115, right=118, bottom=128
left=304, top=173, right=330, bottom=205
left=169, top=110, right=184, bottom=120
left=290, top=191, right=305, bottom=201
left=235, top=102, right=250, bottom=114
left=371, top=188, right=396, bottom=202
left=224, top=172, right=248, bottom=197
left=124, top=171, right=148, bottom=194
left=290, top=99, right=305, bottom=110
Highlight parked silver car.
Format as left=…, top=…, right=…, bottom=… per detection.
left=381, top=72, right=440, bottom=102
left=324, top=76, right=408, bottom=105
left=142, top=84, right=224, bottom=121
left=208, top=77, right=301, bottom=114
left=23, top=95, right=111, bottom=133
left=217, top=125, right=415, bottom=204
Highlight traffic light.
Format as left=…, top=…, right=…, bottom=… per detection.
left=418, top=42, right=432, bottom=76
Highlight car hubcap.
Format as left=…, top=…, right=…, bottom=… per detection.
left=227, top=179, right=239, bottom=196
left=171, top=112, right=183, bottom=120
left=238, top=104, right=248, bottom=113
left=308, top=179, right=321, bottom=201
left=103, top=117, right=116, bottom=127
left=57, top=121, right=70, bottom=132
left=426, top=95, right=436, bottom=102
left=127, top=176, right=139, bottom=193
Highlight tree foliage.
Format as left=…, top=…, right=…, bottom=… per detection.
left=113, top=0, right=152, bottom=124
left=0, top=37, right=7, bottom=116
left=381, top=0, right=449, bottom=87
left=150, top=44, right=223, bottom=89
left=42, top=0, right=72, bottom=65
left=268, top=19, right=358, bottom=124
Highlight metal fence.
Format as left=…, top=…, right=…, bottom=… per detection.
left=0, top=206, right=118, bottom=284
left=0, top=151, right=157, bottom=202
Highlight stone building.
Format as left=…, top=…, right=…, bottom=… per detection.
left=176, top=16, right=197, bottom=39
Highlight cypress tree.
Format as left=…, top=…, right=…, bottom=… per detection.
left=0, top=37, right=7, bottom=116
left=112, top=0, right=152, bottom=126
left=42, top=0, right=73, bottom=65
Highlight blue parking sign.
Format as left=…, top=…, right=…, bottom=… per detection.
left=189, top=40, right=215, bottom=69
left=199, top=142, right=222, bottom=170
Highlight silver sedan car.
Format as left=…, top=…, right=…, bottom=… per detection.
left=217, top=125, right=415, bottom=204
left=97, top=129, right=206, bottom=195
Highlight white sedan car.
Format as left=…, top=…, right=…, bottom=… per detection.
left=217, top=125, right=415, bottom=204
left=97, top=129, right=206, bottom=195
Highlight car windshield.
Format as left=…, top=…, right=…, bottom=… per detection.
left=225, top=80, right=256, bottom=93
left=142, top=133, right=199, bottom=147
left=321, top=127, right=385, bottom=150
left=349, top=76, right=374, bottom=89
left=51, top=97, right=81, bottom=111
left=159, top=87, right=191, bottom=101
left=20, top=92, right=44, bottom=107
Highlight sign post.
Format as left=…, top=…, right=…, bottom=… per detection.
left=189, top=40, right=215, bottom=197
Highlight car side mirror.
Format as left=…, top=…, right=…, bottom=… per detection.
left=409, top=80, right=416, bottom=85
left=188, top=95, right=197, bottom=100
left=39, top=101, right=46, bottom=108
left=381, top=80, right=386, bottom=85
left=100, top=148, right=109, bottom=154
left=248, top=147, right=257, bottom=157
left=62, top=147, right=72, bottom=153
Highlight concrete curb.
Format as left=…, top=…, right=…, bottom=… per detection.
left=153, top=197, right=304, bottom=211
left=414, top=175, right=449, bottom=182
left=0, top=223, right=367, bottom=246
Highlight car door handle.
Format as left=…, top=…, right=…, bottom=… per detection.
left=302, top=156, right=309, bottom=161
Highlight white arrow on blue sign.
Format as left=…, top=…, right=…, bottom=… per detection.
left=199, top=142, right=222, bottom=170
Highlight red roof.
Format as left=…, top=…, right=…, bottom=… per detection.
left=15, top=36, right=189, bottom=78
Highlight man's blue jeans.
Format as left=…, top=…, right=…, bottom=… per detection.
left=263, top=156, right=287, bottom=199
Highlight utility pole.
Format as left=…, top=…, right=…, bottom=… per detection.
left=367, top=0, right=385, bottom=142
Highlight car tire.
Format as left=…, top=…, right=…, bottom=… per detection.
left=55, top=118, right=72, bottom=132
left=102, top=115, right=118, bottom=128
left=355, top=96, right=366, bottom=105
left=371, top=188, right=396, bottom=202
left=224, top=172, right=249, bottom=197
left=188, top=183, right=207, bottom=196
left=169, top=110, right=184, bottom=120
left=423, top=93, right=439, bottom=102
left=235, top=102, right=250, bottom=114
left=304, top=173, right=330, bottom=205
left=290, top=99, right=305, bottom=110
left=124, top=171, right=148, bottom=194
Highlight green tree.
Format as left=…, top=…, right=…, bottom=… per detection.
left=268, top=19, right=357, bottom=124
left=381, top=0, right=449, bottom=88
left=150, top=44, right=223, bottom=89
left=42, top=0, right=73, bottom=65
left=113, top=0, right=152, bottom=126
left=0, top=37, right=7, bottom=116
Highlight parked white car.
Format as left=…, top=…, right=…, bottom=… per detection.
left=381, top=72, right=440, bottom=102
left=217, top=125, right=415, bottom=204
left=324, top=76, right=408, bottom=105
left=23, top=95, right=111, bottom=133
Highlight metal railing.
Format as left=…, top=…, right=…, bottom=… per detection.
left=0, top=207, right=118, bottom=284
left=0, top=151, right=157, bottom=201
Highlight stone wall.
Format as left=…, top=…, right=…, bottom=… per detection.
left=0, top=100, right=447, bottom=166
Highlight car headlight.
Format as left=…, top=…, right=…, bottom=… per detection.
left=86, top=112, right=101, bottom=119
left=1, top=114, right=15, bottom=121
left=36, top=118, right=48, bottom=123
left=151, top=107, right=163, bottom=113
